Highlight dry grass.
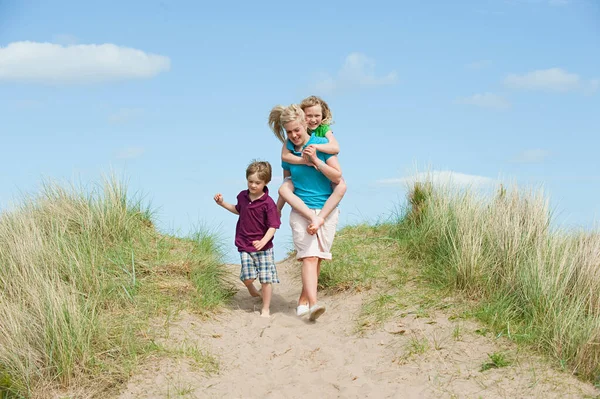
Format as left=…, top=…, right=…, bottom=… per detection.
left=396, top=179, right=600, bottom=382
left=0, top=177, right=233, bottom=398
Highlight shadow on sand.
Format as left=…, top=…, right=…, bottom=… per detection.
left=228, top=288, right=297, bottom=317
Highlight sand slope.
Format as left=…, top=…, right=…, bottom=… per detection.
left=118, top=260, right=599, bottom=399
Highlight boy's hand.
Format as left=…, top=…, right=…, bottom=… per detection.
left=252, top=240, right=266, bottom=251
left=214, top=193, right=224, bottom=205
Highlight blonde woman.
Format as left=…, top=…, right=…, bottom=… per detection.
left=277, top=96, right=347, bottom=235
left=269, top=104, right=343, bottom=321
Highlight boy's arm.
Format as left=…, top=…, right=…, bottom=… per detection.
left=252, top=227, right=277, bottom=251
left=310, top=130, right=339, bottom=155
left=281, top=142, right=308, bottom=165
left=213, top=193, right=239, bottom=215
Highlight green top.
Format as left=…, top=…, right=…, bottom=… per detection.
left=311, top=124, right=330, bottom=138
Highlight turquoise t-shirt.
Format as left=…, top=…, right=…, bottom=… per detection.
left=281, top=135, right=333, bottom=209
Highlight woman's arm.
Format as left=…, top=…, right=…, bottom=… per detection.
left=304, top=147, right=342, bottom=184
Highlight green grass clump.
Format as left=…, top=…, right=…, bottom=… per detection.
left=188, top=231, right=236, bottom=312
left=319, top=224, right=405, bottom=292
left=394, top=179, right=600, bottom=382
left=0, top=177, right=232, bottom=397
left=480, top=351, right=511, bottom=371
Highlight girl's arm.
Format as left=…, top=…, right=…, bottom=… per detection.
left=281, top=142, right=308, bottom=165
left=309, top=130, right=339, bottom=155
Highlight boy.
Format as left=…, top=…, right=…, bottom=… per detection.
left=214, top=160, right=281, bottom=317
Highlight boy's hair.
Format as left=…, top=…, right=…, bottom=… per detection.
left=246, top=160, right=272, bottom=184
left=268, top=104, right=306, bottom=144
left=300, top=95, right=333, bottom=125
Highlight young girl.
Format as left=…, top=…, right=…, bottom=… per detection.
left=271, top=96, right=347, bottom=234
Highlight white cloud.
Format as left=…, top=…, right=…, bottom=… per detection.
left=378, top=171, right=495, bottom=188
left=0, top=41, right=170, bottom=84
left=466, top=60, right=492, bottom=70
left=108, top=107, right=145, bottom=124
left=311, top=52, right=397, bottom=94
left=511, top=149, right=551, bottom=163
left=115, top=147, right=145, bottom=160
left=455, top=93, right=511, bottom=110
left=504, top=68, right=597, bottom=93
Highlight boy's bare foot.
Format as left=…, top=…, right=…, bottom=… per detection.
left=247, top=285, right=261, bottom=297
left=260, top=309, right=270, bottom=318
left=307, top=215, right=324, bottom=235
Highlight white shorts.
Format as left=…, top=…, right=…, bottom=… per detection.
left=289, top=208, right=340, bottom=260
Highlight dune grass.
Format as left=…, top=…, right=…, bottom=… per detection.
left=0, top=177, right=233, bottom=398
left=394, top=180, right=600, bottom=382
left=321, top=178, right=599, bottom=384
left=319, top=223, right=407, bottom=292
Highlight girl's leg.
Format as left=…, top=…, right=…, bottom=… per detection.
left=279, top=180, right=322, bottom=234
left=243, top=279, right=261, bottom=297
left=260, top=283, right=272, bottom=317
left=308, top=178, right=347, bottom=234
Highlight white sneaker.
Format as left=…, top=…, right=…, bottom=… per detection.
left=308, top=304, right=326, bottom=321
left=296, top=304, right=309, bottom=317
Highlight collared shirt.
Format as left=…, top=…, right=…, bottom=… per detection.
left=234, top=186, right=281, bottom=253
left=282, top=135, right=334, bottom=209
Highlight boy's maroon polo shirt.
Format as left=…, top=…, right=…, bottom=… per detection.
left=234, top=186, right=281, bottom=253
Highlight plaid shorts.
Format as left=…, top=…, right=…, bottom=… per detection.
left=239, top=248, right=279, bottom=284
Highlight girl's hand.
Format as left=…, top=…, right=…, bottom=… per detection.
left=302, top=145, right=319, bottom=166
left=252, top=240, right=266, bottom=251
left=214, top=193, right=224, bottom=205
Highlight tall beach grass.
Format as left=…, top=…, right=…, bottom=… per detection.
left=0, top=177, right=231, bottom=397
left=396, top=179, right=600, bottom=382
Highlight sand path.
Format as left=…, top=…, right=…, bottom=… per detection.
left=118, top=259, right=599, bottom=398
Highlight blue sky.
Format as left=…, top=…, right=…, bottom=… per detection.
left=1, top=0, right=599, bottom=261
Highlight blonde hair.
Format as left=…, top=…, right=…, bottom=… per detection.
left=300, top=95, right=333, bottom=126
left=268, top=104, right=306, bottom=144
left=246, top=160, right=272, bottom=184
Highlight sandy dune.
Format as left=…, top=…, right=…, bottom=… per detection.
left=118, top=259, right=599, bottom=398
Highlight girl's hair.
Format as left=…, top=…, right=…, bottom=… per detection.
left=268, top=104, right=306, bottom=144
left=246, top=160, right=272, bottom=184
left=300, top=95, right=333, bottom=125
